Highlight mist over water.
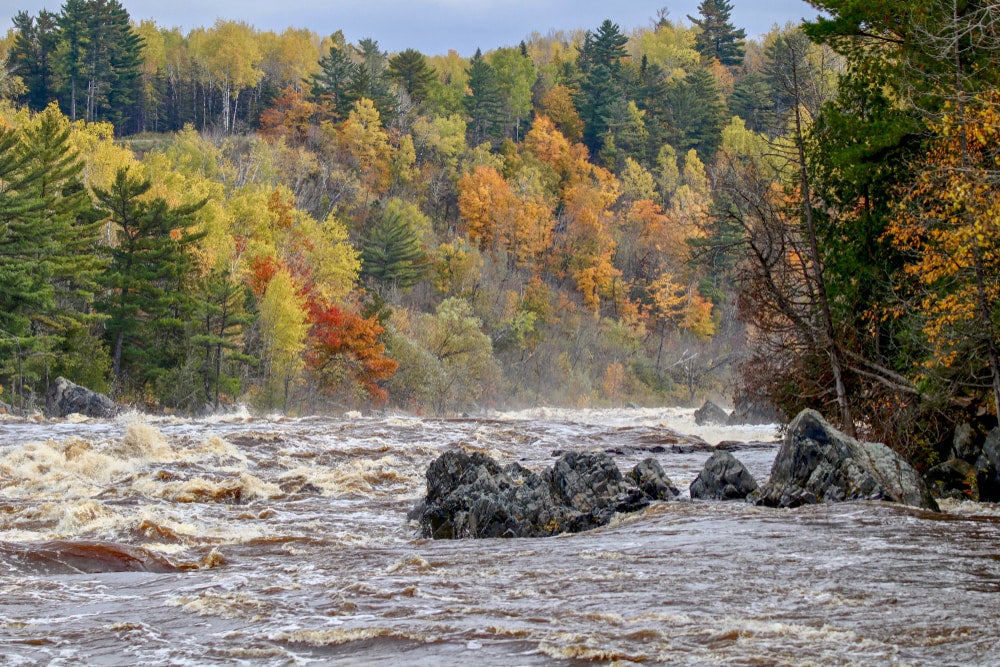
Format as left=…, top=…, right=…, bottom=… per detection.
left=0, top=408, right=997, bottom=665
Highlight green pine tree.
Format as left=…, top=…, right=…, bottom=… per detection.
left=386, top=48, right=436, bottom=105
left=18, top=104, right=110, bottom=391
left=361, top=206, right=428, bottom=294
left=688, top=0, right=747, bottom=67
left=94, top=167, right=205, bottom=396
left=465, top=49, right=505, bottom=147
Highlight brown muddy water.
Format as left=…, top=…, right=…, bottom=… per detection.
left=0, top=407, right=997, bottom=666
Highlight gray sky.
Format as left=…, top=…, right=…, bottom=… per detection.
left=6, top=0, right=819, bottom=56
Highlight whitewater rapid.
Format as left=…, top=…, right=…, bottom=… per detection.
left=0, top=408, right=997, bottom=665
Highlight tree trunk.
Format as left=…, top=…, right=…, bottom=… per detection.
left=788, top=39, right=855, bottom=437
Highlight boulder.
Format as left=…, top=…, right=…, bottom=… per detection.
left=975, top=428, right=1000, bottom=502
left=950, top=422, right=978, bottom=463
left=690, top=450, right=758, bottom=501
left=413, top=450, right=671, bottom=539
left=694, top=400, right=730, bottom=426
left=728, top=392, right=783, bottom=425
left=753, top=409, right=938, bottom=511
left=925, top=458, right=979, bottom=501
left=629, top=457, right=680, bottom=500
left=45, top=377, right=118, bottom=419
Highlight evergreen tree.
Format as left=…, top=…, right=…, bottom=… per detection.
left=190, top=264, right=254, bottom=410
left=0, top=125, right=48, bottom=406
left=360, top=206, right=428, bottom=294
left=9, top=10, right=60, bottom=111
left=575, top=20, right=632, bottom=154
left=53, top=0, right=143, bottom=128
left=352, top=38, right=394, bottom=120
left=94, top=167, right=205, bottom=395
left=664, top=65, right=727, bottom=160
left=688, top=0, right=747, bottom=66
left=307, top=43, right=359, bottom=120
left=55, top=0, right=91, bottom=121
left=103, top=0, right=144, bottom=132
left=728, top=72, right=776, bottom=135
left=465, top=49, right=504, bottom=147
left=386, top=48, right=436, bottom=105
left=18, top=105, right=109, bottom=390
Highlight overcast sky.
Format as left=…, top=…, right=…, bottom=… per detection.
left=6, top=0, right=819, bottom=56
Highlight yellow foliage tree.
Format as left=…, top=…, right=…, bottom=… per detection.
left=889, top=93, right=1000, bottom=417
left=258, top=268, right=309, bottom=410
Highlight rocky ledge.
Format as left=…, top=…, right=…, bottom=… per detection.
left=753, top=409, right=938, bottom=511
left=411, top=450, right=679, bottom=539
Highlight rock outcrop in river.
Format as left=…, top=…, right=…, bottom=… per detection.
left=753, top=409, right=938, bottom=510
left=45, top=376, right=118, bottom=419
left=412, top=450, right=678, bottom=539
left=689, top=450, right=758, bottom=500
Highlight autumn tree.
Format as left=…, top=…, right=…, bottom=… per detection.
left=889, top=95, right=1000, bottom=421
left=188, top=20, right=264, bottom=133
left=257, top=267, right=308, bottom=411
left=305, top=299, right=398, bottom=405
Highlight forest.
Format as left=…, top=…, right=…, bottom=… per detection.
left=0, top=0, right=998, bottom=468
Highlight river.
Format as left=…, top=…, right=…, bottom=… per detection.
left=0, top=407, right=997, bottom=665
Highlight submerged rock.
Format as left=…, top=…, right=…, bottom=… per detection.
left=414, top=450, right=676, bottom=539
left=690, top=450, right=758, bottom=501
left=753, top=409, right=938, bottom=511
left=694, top=400, right=730, bottom=426
left=45, top=377, right=118, bottom=419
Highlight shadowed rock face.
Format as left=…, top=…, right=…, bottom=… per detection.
left=976, top=428, right=1000, bottom=502
left=413, top=451, right=678, bottom=539
left=45, top=377, right=118, bottom=419
left=690, top=450, right=758, bottom=501
left=753, top=409, right=938, bottom=511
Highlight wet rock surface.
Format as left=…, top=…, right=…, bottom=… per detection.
left=690, top=450, right=758, bottom=501
left=753, top=409, right=938, bottom=511
left=414, top=450, right=677, bottom=539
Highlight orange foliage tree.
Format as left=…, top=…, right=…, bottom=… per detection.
left=889, top=94, right=1000, bottom=418
left=457, top=164, right=553, bottom=268
left=305, top=298, right=398, bottom=405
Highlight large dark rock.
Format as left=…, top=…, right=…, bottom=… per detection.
left=926, top=458, right=979, bottom=501
left=975, top=428, right=1000, bottom=502
left=728, top=393, right=783, bottom=425
left=45, top=377, right=118, bottom=419
left=753, top=409, right=938, bottom=511
left=690, top=450, right=758, bottom=501
left=694, top=400, right=730, bottom=426
left=413, top=450, right=674, bottom=539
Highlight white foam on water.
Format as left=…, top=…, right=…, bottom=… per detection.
left=494, top=406, right=780, bottom=445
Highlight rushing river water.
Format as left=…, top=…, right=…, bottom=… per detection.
left=0, top=407, right=998, bottom=666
